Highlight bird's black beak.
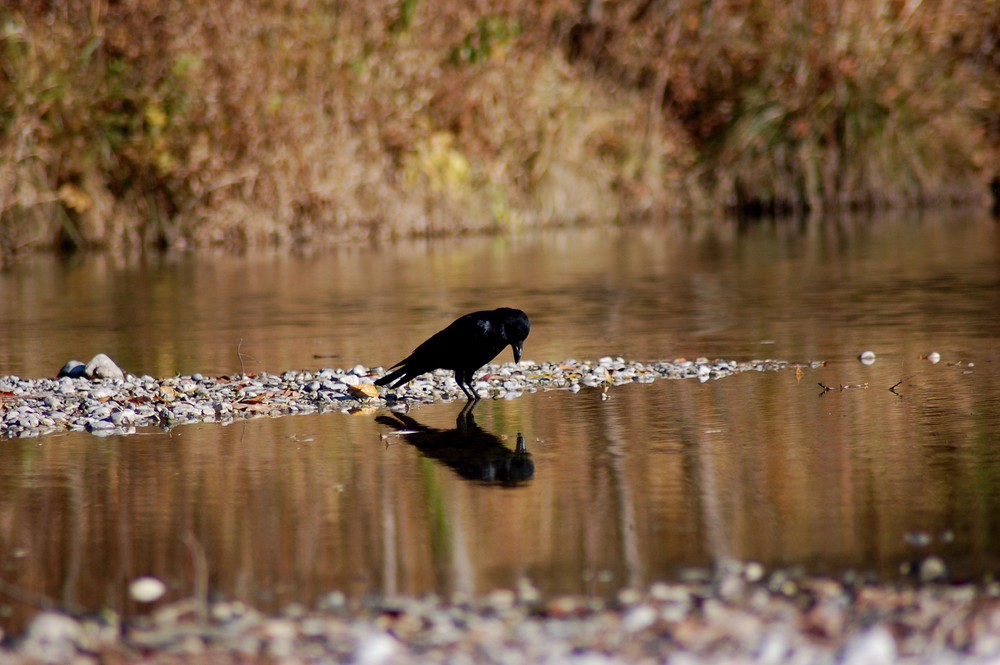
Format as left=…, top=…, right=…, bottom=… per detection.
left=512, top=342, right=522, bottom=364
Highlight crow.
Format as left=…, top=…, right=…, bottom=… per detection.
left=375, top=308, right=530, bottom=400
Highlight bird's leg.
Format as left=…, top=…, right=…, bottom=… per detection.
left=456, top=398, right=478, bottom=430
left=457, top=370, right=479, bottom=401
left=456, top=375, right=472, bottom=400
left=470, top=370, right=482, bottom=400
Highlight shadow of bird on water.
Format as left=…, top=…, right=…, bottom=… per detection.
left=376, top=401, right=534, bottom=485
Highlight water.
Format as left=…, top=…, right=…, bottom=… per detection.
left=1, top=211, right=999, bottom=632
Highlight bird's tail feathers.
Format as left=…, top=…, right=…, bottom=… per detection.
left=374, top=366, right=408, bottom=387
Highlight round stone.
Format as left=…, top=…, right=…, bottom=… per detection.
left=129, top=576, right=167, bottom=602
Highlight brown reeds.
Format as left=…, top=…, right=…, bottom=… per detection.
left=1, top=0, right=997, bottom=251
left=586, top=0, right=1000, bottom=214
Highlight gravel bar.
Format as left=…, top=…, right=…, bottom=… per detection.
left=6, top=564, right=1000, bottom=664
left=1, top=357, right=799, bottom=439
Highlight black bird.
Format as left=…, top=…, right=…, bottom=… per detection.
left=375, top=307, right=530, bottom=400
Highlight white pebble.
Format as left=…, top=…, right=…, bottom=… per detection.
left=129, top=576, right=167, bottom=602
left=354, top=631, right=400, bottom=665
left=841, top=626, right=897, bottom=665
left=622, top=604, right=657, bottom=632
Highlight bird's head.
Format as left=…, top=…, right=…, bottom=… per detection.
left=499, top=308, right=530, bottom=364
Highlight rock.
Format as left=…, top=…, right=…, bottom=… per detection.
left=919, top=556, right=948, bottom=583
left=57, top=360, right=86, bottom=378
left=85, top=419, right=116, bottom=432
left=840, top=626, right=897, bottom=665
left=84, top=353, right=125, bottom=380
left=485, top=588, right=516, bottom=611
left=88, top=386, right=115, bottom=400
left=129, top=576, right=167, bottom=602
left=905, top=531, right=932, bottom=547
left=111, top=409, right=137, bottom=426
left=743, top=561, right=765, bottom=583
left=21, top=612, right=82, bottom=663
left=354, top=631, right=400, bottom=665
left=622, top=604, right=657, bottom=632
left=349, top=383, right=379, bottom=400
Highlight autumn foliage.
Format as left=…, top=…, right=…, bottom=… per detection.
left=1, top=0, right=998, bottom=251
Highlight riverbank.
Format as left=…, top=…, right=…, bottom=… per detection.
left=0, top=356, right=797, bottom=439
left=3, top=2, right=998, bottom=252
left=5, top=564, right=1000, bottom=664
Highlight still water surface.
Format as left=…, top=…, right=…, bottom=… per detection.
left=1, top=212, right=999, bottom=631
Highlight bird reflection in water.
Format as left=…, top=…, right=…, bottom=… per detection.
left=376, top=402, right=534, bottom=485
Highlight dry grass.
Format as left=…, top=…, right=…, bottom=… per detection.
left=589, top=0, right=1000, bottom=213
left=1, top=0, right=997, bottom=251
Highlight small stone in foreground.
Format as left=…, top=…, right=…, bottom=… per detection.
left=21, top=612, right=81, bottom=663
left=129, top=576, right=167, bottom=603
left=919, top=556, right=948, bottom=583
left=840, top=626, right=897, bottom=665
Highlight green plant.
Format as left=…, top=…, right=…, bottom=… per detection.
left=448, top=16, right=521, bottom=65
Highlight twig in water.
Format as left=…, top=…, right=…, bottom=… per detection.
left=818, top=381, right=869, bottom=396
left=236, top=339, right=261, bottom=376
left=0, top=575, right=87, bottom=615
left=889, top=373, right=918, bottom=397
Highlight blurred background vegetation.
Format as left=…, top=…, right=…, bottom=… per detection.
left=2, top=0, right=998, bottom=251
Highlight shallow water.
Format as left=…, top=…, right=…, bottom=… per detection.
left=1, top=211, right=999, bottom=632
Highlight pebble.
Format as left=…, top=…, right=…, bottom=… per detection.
left=4, top=574, right=1000, bottom=664
left=21, top=612, right=83, bottom=663
left=841, top=626, right=898, bottom=665
left=919, top=556, right=948, bottom=583
left=129, top=576, right=167, bottom=602
left=1, top=357, right=798, bottom=439
left=84, top=353, right=126, bottom=380
left=858, top=350, right=877, bottom=365
left=57, top=360, right=86, bottom=378
left=905, top=531, right=933, bottom=547
left=622, top=604, right=658, bottom=632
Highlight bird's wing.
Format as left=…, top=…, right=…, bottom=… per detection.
left=410, top=314, right=497, bottom=367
